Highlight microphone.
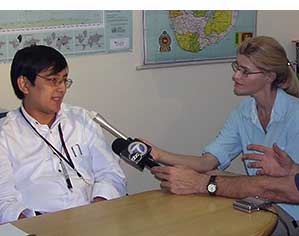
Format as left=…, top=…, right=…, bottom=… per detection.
left=112, top=138, right=160, bottom=171
left=91, top=112, right=128, bottom=140
left=91, top=111, right=160, bottom=171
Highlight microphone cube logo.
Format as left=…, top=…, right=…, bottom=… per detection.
left=128, top=141, right=148, bottom=163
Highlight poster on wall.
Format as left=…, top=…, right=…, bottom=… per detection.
left=142, top=10, right=256, bottom=68
left=0, top=10, right=133, bottom=63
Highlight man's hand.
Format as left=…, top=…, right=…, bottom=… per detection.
left=243, top=143, right=296, bottom=176
left=151, top=165, right=209, bottom=195
left=272, top=143, right=298, bottom=175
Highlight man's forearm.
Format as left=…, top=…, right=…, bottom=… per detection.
left=214, top=175, right=299, bottom=203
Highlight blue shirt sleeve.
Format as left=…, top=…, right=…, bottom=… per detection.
left=203, top=109, right=243, bottom=170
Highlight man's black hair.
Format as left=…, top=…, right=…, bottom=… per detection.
left=10, top=45, right=68, bottom=99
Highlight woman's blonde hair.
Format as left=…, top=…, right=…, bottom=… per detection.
left=238, top=36, right=299, bottom=97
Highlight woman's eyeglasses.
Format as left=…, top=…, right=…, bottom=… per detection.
left=231, top=61, right=264, bottom=77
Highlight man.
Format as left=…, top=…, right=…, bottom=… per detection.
left=0, top=45, right=127, bottom=223
left=243, top=143, right=299, bottom=235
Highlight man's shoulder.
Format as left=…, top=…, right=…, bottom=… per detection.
left=1, top=108, right=20, bottom=121
left=60, top=104, right=92, bottom=124
left=0, top=109, right=21, bottom=132
left=62, top=104, right=88, bottom=115
left=62, top=103, right=85, bottom=112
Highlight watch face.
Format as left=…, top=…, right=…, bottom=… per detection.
left=208, top=184, right=216, bottom=193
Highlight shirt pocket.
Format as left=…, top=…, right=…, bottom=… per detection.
left=69, top=144, right=93, bottom=184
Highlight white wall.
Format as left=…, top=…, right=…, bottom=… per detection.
left=0, top=11, right=298, bottom=194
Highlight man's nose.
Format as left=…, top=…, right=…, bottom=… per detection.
left=56, top=81, right=67, bottom=92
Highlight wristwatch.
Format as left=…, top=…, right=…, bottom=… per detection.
left=207, top=175, right=217, bottom=195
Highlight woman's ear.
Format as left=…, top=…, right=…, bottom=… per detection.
left=266, top=72, right=277, bottom=84
left=17, top=76, right=30, bottom=95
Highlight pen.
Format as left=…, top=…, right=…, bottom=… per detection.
left=65, top=176, right=73, bottom=191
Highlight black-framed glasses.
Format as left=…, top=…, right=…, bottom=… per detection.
left=37, top=74, right=73, bottom=88
left=231, top=61, right=264, bottom=77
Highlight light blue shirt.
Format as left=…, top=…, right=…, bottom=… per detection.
left=203, top=88, right=299, bottom=220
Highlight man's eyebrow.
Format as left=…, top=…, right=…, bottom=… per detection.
left=46, top=71, right=68, bottom=77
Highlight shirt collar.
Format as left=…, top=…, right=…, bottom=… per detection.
left=242, top=88, right=288, bottom=122
left=20, top=103, right=66, bottom=128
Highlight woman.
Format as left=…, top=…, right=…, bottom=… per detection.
left=150, top=36, right=299, bottom=236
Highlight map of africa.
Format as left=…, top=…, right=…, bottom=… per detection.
left=143, top=10, right=256, bottom=65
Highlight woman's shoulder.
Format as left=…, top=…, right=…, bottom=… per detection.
left=233, top=97, right=253, bottom=114
left=223, top=97, right=254, bottom=122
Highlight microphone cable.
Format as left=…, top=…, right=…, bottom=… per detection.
left=260, top=206, right=298, bottom=236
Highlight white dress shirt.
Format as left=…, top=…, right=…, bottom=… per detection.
left=0, top=104, right=127, bottom=223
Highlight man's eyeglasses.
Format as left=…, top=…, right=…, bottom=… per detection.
left=231, top=61, right=264, bottom=77
left=37, top=74, right=73, bottom=88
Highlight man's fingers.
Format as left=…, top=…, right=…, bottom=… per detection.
left=247, top=161, right=262, bottom=169
left=272, top=143, right=287, bottom=159
left=153, top=172, right=169, bottom=181
left=256, top=169, right=266, bottom=175
left=242, top=153, right=263, bottom=161
left=151, top=166, right=171, bottom=175
left=160, top=181, right=171, bottom=190
left=247, top=144, right=268, bottom=153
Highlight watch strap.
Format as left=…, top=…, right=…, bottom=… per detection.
left=209, top=175, right=216, bottom=184
left=207, top=175, right=217, bottom=195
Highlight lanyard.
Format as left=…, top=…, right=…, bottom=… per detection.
left=19, top=108, right=82, bottom=189
left=58, top=123, right=81, bottom=177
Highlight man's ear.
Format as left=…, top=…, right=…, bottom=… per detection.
left=17, top=76, right=30, bottom=95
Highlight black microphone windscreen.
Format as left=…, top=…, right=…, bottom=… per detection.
left=112, top=138, right=130, bottom=155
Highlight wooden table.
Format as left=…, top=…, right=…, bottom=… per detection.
left=13, top=190, right=277, bottom=236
